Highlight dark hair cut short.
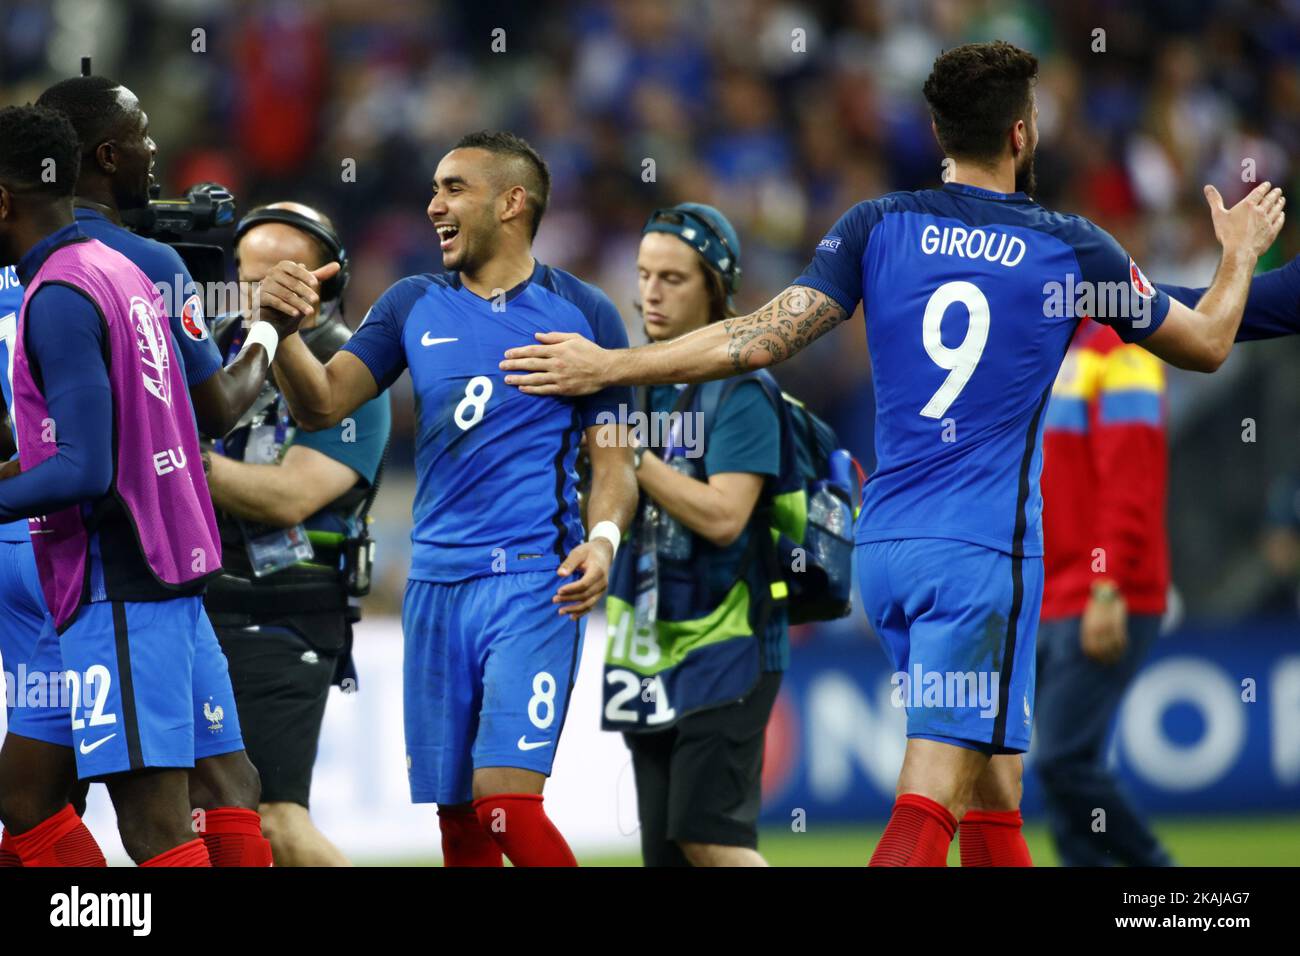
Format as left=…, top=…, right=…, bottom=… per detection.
left=922, top=41, right=1039, bottom=163
left=36, top=75, right=133, bottom=162
left=453, top=130, right=551, bottom=239
left=0, top=105, right=82, bottom=199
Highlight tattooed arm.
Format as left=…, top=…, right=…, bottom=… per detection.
left=500, top=285, right=849, bottom=396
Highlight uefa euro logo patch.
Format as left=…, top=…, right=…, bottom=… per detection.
left=180, top=293, right=208, bottom=341
left=1129, top=257, right=1155, bottom=299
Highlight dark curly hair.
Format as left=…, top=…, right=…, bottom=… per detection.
left=923, top=41, right=1039, bottom=164
left=0, top=105, right=81, bottom=199
left=453, top=130, right=551, bottom=239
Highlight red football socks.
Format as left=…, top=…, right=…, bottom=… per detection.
left=8, top=804, right=106, bottom=867
left=200, top=807, right=273, bottom=867
left=869, top=792, right=958, bottom=867
left=0, top=827, right=23, bottom=866
left=141, top=838, right=211, bottom=867
left=438, top=805, right=504, bottom=867
left=959, top=808, right=1034, bottom=866
left=473, top=793, right=577, bottom=867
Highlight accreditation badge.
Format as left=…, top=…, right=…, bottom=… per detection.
left=633, top=500, right=659, bottom=636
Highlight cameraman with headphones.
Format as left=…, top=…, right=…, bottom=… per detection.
left=201, top=202, right=391, bottom=867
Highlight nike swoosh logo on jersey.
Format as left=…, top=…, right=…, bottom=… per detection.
left=421, top=333, right=459, bottom=346
left=79, top=733, right=117, bottom=755
left=516, top=736, right=552, bottom=751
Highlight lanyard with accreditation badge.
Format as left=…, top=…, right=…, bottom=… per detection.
left=218, top=321, right=314, bottom=576
left=632, top=387, right=690, bottom=637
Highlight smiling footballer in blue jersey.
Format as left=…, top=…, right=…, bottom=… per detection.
left=498, top=42, right=1288, bottom=868
left=259, top=131, right=637, bottom=867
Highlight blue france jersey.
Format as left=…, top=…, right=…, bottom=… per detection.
left=344, top=261, right=631, bottom=582
left=795, top=182, right=1170, bottom=557
left=0, top=266, right=26, bottom=543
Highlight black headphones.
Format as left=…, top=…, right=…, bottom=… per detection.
left=234, top=206, right=350, bottom=303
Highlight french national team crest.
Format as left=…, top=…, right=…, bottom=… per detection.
left=203, top=698, right=224, bottom=733
left=1129, top=257, right=1156, bottom=300
left=180, top=293, right=208, bottom=341
left=130, top=295, right=172, bottom=407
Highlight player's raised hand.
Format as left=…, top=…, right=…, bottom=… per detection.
left=253, top=260, right=342, bottom=338
left=0, top=458, right=20, bottom=481
left=501, top=332, right=607, bottom=396
left=552, top=537, right=614, bottom=620
left=1205, top=181, right=1286, bottom=260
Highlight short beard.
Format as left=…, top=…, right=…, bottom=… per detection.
left=451, top=227, right=492, bottom=276
left=1015, top=151, right=1037, bottom=198
left=112, top=179, right=150, bottom=212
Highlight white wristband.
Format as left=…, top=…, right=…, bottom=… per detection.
left=589, top=520, right=622, bottom=560
left=242, top=322, right=281, bottom=364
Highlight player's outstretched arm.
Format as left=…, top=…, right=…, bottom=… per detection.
left=501, top=285, right=848, bottom=397
left=1139, top=182, right=1285, bottom=372
left=189, top=344, right=269, bottom=438
left=553, top=426, right=637, bottom=620
left=1159, top=253, right=1300, bottom=343
left=257, top=260, right=378, bottom=431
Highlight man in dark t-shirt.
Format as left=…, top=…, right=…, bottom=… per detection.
left=609, top=204, right=786, bottom=867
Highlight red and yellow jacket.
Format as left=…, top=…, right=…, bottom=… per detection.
left=1041, top=319, right=1169, bottom=620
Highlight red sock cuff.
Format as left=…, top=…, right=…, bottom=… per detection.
left=896, top=792, right=959, bottom=837
left=962, top=808, right=1023, bottom=828
left=200, top=807, right=272, bottom=867
left=141, top=838, right=211, bottom=867
left=10, top=805, right=106, bottom=867
left=869, top=793, right=959, bottom=867
left=9, top=804, right=79, bottom=857
left=472, top=793, right=576, bottom=867
left=472, top=794, right=545, bottom=836
left=202, top=806, right=264, bottom=837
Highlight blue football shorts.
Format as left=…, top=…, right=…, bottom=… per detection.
left=403, top=571, right=585, bottom=805
left=6, top=595, right=244, bottom=779
left=857, top=538, right=1041, bottom=754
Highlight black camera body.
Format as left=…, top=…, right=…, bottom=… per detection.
left=123, top=181, right=236, bottom=237
left=121, top=182, right=236, bottom=287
